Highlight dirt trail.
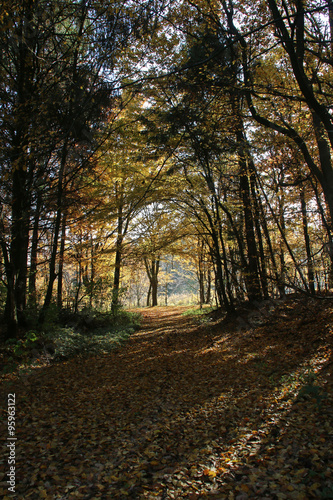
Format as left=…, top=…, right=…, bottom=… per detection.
left=1, top=302, right=332, bottom=499
left=131, top=306, right=199, bottom=336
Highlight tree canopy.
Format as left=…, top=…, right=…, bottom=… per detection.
left=1, top=0, right=333, bottom=337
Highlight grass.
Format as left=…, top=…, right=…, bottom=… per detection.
left=182, top=305, right=216, bottom=316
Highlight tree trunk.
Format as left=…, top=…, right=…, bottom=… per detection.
left=28, top=192, right=42, bottom=308
left=311, top=178, right=333, bottom=288
left=57, top=212, right=67, bottom=310
left=88, top=235, right=95, bottom=309
left=38, top=141, right=67, bottom=325
left=146, top=283, right=152, bottom=307
left=144, top=257, right=160, bottom=307
left=7, top=165, right=31, bottom=333
left=5, top=0, right=37, bottom=336
left=249, top=163, right=269, bottom=298
left=111, top=207, right=124, bottom=314
left=210, top=244, right=229, bottom=310
left=197, top=238, right=205, bottom=308
left=151, top=261, right=159, bottom=307
left=300, top=186, right=315, bottom=294
left=217, top=215, right=235, bottom=310
left=205, top=269, right=211, bottom=304
left=199, top=199, right=233, bottom=312
left=255, top=172, right=285, bottom=297
left=238, top=137, right=262, bottom=302
left=74, top=259, right=82, bottom=314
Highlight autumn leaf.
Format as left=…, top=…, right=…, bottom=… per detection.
left=1, top=300, right=332, bottom=499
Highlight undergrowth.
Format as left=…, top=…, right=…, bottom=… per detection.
left=182, top=305, right=216, bottom=325
left=1, top=309, right=141, bottom=376
left=182, top=305, right=215, bottom=316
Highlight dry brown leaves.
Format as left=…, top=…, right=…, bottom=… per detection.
left=0, top=298, right=332, bottom=499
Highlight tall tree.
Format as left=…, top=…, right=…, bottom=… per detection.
left=0, top=0, right=162, bottom=335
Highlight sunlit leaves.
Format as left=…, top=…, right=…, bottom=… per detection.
left=1, top=298, right=332, bottom=498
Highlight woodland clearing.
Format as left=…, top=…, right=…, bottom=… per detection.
left=0, top=297, right=333, bottom=499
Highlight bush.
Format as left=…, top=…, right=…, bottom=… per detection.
left=46, top=309, right=141, bottom=360
left=1, top=331, right=41, bottom=375
left=0, top=308, right=141, bottom=375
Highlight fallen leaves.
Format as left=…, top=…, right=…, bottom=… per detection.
left=0, top=299, right=333, bottom=499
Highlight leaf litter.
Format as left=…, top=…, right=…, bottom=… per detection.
left=0, top=297, right=333, bottom=499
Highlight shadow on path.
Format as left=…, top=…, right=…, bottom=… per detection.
left=1, top=303, right=332, bottom=499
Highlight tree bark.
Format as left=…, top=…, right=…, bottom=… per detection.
left=111, top=206, right=124, bottom=314
left=28, top=192, right=42, bottom=308
left=238, top=132, right=262, bottom=302
left=144, top=257, right=160, bottom=307
left=300, top=186, right=315, bottom=294
left=57, top=212, right=67, bottom=310
left=38, top=141, right=67, bottom=325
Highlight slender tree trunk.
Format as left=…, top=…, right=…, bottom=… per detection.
left=311, top=178, right=333, bottom=287
left=205, top=269, right=211, bottom=304
left=146, top=283, right=152, bottom=307
left=211, top=245, right=229, bottom=310
left=89, top=236, right=95, bottom=309
left=144, top=257, right=160, bottom=307
left=74, top=259, right=82, bottom=314
left=38, top=141, right=67, bottom=325
left=255, top=172, right=285, bottom=297
left=226, top=236, right=243, bottom=300
left=217, top=220, right=235, bottom=311
left=197, top=238, right=205, bottom=308
left=257, top=169, right=309, bottom=293
left=198, top=269, right=205, bottom=308
left=208, top=217, right=231, bottom=312
left=57, top=212, right=67, bottom=310
left=238, top=140, right=262, bottom=302
left=300, top=186, right=315, bottom=294
left=111, top=207, right=124, bottom=314
left=200, top=199, right=233, bottom=312
left=151, top=260, right=159, bottom=307
left=249, top=164, right=269, bottom=298
left=278, top=187, right=288, bottom=292
left=28, top=192, right=42, bottom=308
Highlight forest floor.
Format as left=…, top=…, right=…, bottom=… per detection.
left=0, top=297, right=333, bottom=499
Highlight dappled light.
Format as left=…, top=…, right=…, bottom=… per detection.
left=1, top=299, right=332, bottom=498
left=1, top=0, right=333, bottom=498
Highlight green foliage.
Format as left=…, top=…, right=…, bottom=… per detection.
left=320, top=485, right=333, bottom=499
left=182, top=306, right=216, bottom=324
left=49, top=327, right=127, bottom=359
left=1, top=331, right=40, bottom=375
left=0, top=309, right=141, bottom=374
left=279, top=369, right=328, bottom=409
left=5, top=330, right=39, bottom=357
left=182, top=306, right=215, bottom=317
left=297, top=379, right=327, bottom=409
left=46, top=309, right=141, bottom=360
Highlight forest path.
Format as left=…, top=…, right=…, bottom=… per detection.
left=1, top=301, right=333, bottom=499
